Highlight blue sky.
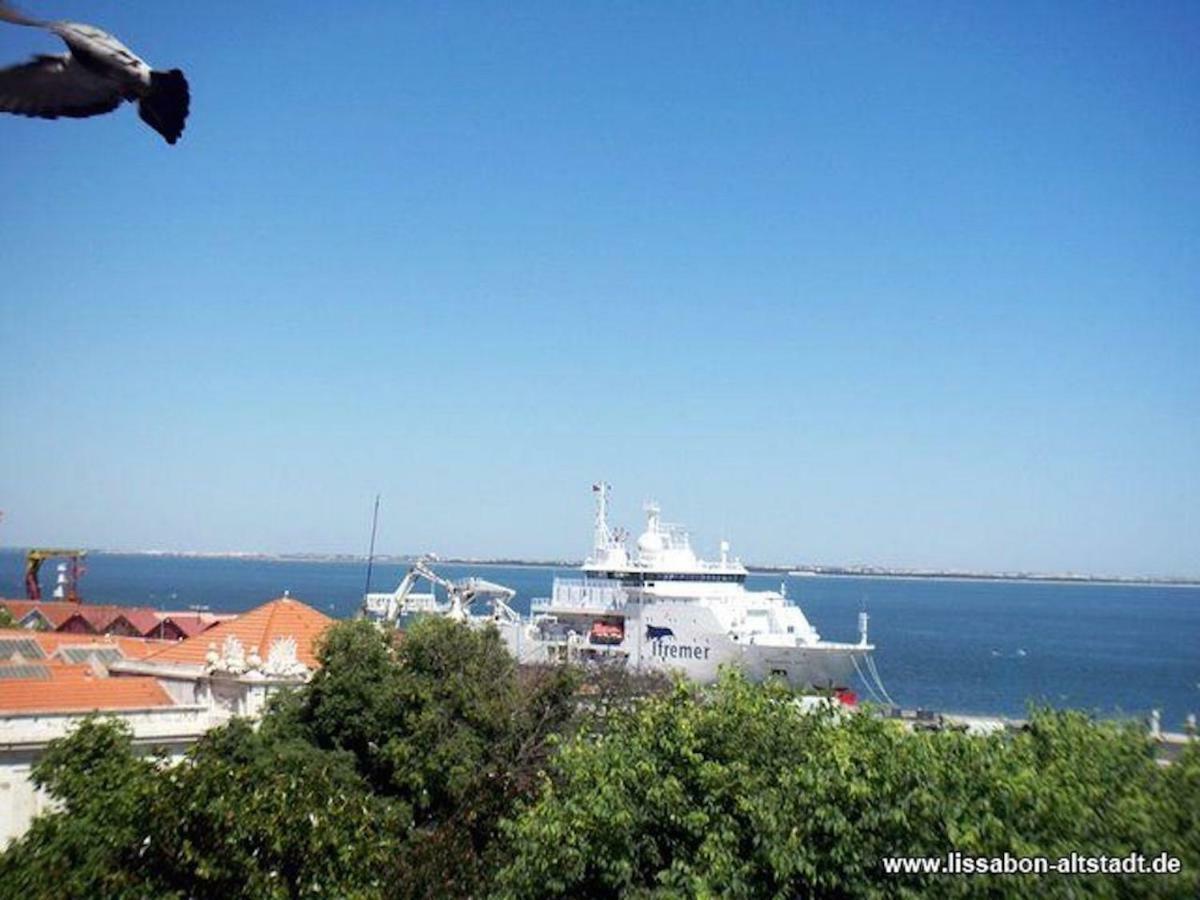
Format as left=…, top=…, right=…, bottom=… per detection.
left=0, top=2, right=1196, bottom=576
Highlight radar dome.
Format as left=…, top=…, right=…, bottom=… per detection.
left=637, top=530, right=664, bottom=554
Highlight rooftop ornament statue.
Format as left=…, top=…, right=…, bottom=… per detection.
left=261, top=635, right=309, bottom=678
left=219, top=635, right=248, bottom=675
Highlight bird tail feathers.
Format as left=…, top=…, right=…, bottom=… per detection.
left=138, top=68, right=189, bottom=145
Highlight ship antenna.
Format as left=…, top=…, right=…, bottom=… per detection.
left=363, top=494, right=381, bottom=599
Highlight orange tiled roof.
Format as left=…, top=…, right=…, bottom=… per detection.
left=107, top=608, right=163, bottom=635
left=156, top=614, right=215, bottom=638
left=0, top=599, right=37, bottom=621
left=0, top=627, right=169, bottom=662
left=0, top=600, right=173, bottom=638
left=157, top=610, right=237, bottom=625
left=0, top=663, right=173, bottom=714
left=1, top=600, right=81, bottom=629
left=141, top=596, right=333, bottom=669
left=62, top=604, right=165, bottom=634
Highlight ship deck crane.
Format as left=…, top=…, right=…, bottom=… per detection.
left=361, top=556, right=519, bottom=626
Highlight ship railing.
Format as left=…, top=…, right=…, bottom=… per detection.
left=658, top=523, right=692, bottom=551
left=402, top=595, right=449, bottom=613
left=362, top=594, right=392, bottom=615
left=533, top=578, right=626, bottom=613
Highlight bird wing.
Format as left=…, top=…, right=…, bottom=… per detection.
left=53, top=23, right=152, bottom=88
left=0, top=53, right=123, bottom=119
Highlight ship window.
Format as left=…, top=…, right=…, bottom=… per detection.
left=597, top=571, right=746, bottom=584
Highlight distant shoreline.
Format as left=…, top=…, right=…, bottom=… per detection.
left=2, top=548, right=1193, bottom=587
left=762, top=569, right=1200, bottom=588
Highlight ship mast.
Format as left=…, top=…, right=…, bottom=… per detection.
left=592, top=481, right=611, bottom=555
left=362, top=494, right=381, bottom=599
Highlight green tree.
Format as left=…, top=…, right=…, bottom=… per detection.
left=0, top=718, right=162, bottom=899
left=0, top=605, right=16, bottom=628
left=493, top=673, right=1200, bottom=899
left=142, top=719, right=403, bottom=899
left=0, top=717, right=404, bottom=900
left=298, top=617, right=580, bottom=896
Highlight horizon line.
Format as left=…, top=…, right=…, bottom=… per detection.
left=1, top=546, right=1196, bottom=586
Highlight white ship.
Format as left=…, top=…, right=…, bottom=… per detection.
left=364, top=484, right=878, bottom=691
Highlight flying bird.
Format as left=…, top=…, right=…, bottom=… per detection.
left=0, top=2, right=188, bottom=144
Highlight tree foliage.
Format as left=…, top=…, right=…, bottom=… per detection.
left=0, top=718, right=161, bottom=899
left=494, top=674, right=1200, bottom=899
left=142, top=720, right=402, bottom=899
left=296, top=617, right=581, bottom=895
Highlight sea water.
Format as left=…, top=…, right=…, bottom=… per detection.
left=1, top=550, right=1196, bottom=729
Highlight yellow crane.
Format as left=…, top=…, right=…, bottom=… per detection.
left=24, top=548, right=87, bottom=602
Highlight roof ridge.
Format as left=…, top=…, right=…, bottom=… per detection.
left=259, top=595, right=288, bottom=651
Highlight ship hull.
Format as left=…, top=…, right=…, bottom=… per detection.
left=488, top=595, right=871, bottom=690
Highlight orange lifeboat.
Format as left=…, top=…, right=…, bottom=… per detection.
left=589, top=619, right=624, bottom=645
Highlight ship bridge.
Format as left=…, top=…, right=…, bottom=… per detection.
left=584, top=485, right=748, bottom=584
